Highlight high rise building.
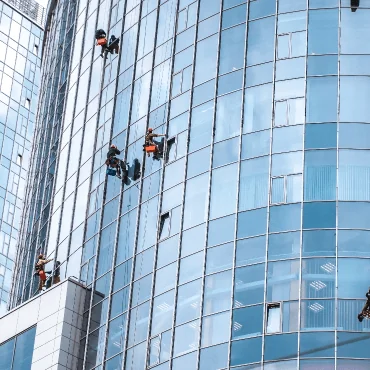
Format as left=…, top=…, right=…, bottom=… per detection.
left=0, top=0, right=43, bottom=314
left=6, top=0, right=370, bottom=369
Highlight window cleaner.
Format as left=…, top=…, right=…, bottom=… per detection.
left=105, top=144, right=126, bottom=179
left=34, top=254, right=53, bottom=291
left=143, top=128, right=166, bottom=158
left=95, top=29, right=108, bottom=58
left=358, top=288, right=370, bottom=322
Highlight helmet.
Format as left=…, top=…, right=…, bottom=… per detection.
left=110, top=144, right=117, bottom=149
left=148, top=128, right=153, bottom=132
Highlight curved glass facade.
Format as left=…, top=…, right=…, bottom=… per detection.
left=0, top=1, right=43, bottom=314
left=11, top=0, right=370, bottom=368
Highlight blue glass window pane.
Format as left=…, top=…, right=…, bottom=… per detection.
left=302, top=230, right=336, bottom=257
left=338, top=202, right=370, bottom=229
left=199, top=343, right=228, bottom=370
left=301, top=299, right=335, bottom=330
left=206, top=242, right=234, bottom=274
left=305, top=123, right=337, bottom=149
left=338, top=230, right=370, bottom=257
left=337, top=333, right=370, bottom=359
left=181, top=223, right=206, bottom=257
left=310, top=0, right=338, bottom=7
left=110, top=286, right=130, bottom=318
left=192, top=79, right=215, bottom=106
left=116, top=209, right=137, bottom=264
left=219, top=24, right=246, bottom=74
left=338, top=150, right=370, bottom=201
left=106, top=313, right=127, bottom=358
left=199, top=0, right=220, bottom=21
left=264, top=333, right=298, bottom=361
left=267, top=259, right=300, bottom=301
left=151, top=290, right=174, bottom=336
left=155, top=262, right=177, bottom=295
left=213, top=137, right=239, bottom=167
left=276, top=57, right=305, bottom=81
left=183, top=173, right=209, bottom=229
left=301, top=258, right=336, bottom=299
left=278, top=11, right=306, bottom=34
left=170, top=91, right=190, bottom=119
left=113, top=259, right=133, bottom=292
left=279, top=0, right=306, bottom=12
left=157, top=235, right=179, bottom=268
left=272, top=176, right=284, bottom=204
left=12, top=327, right=36, bottom=370
left=105, top=354, right=123, bottom=370
left=0, top=338, right=14, bottom=370
left=127, top=302, right=150, bottom=347
left=189, top=101, right=214, bottom=152
left=179, top=252, right=203, bottom=285
left=173, top=320, right=200, bottom=357
left=272, top=125, right=303, bottom=153
left=215, top=91, right=242, bottom=142
left=218, top=70, right=243, bottom=95
left=237, top=208, right=267, bottom=238
left=222, top=4, right=247, bottom=29
left=303, top=202, right=336, bottom=229
left=198, top=14, right=220, bottom=40
left=132, top=274, right=152, bottom=306
left=272, top=151, right=303, bottom=177
left=245, top=62, right=273, bottom=88
left=247, top=17, right=275, bottom=65
left=308, top=9, right=339, bottom=55
left=230, top=336, right=262, bottom=366
left=300, top=332, right=335, bottom=358
left=239, top=157, right=269, bottom=211
left=210, top=163, right=238, bottom=219
left=307, top=55, right=338, bottom=76
left=232, top=305, right=264, bottom=339
left=194, top=35, right=218, bottom=86
left=236, top=235, right=266, bottom=266
left=268, top=231, right=300, bottom=260
left=97, top=222, right=117, bottom=276
left=341, top=9, right=370, bottom=54
left=208, top=214, right=235, bottom=247
left=176, top=279, right=202, bottom=325
left=187, top=146, right=210, bottom=178
left=234, top=264, right=265, bottom=306
left=204, top=270, right=232, bottom=314
left=269, top=204, right=301, bottom=233
left=304, top=150, right=336, bottom=201
left=340, top=55, right=370, bottom=75
left=340, top=123, right=370, bottom=149
left=306, top=77, right=338, bottom=123
left=201, top=311, right=231, bottom=346
left=275, top=78, right=305, bottom=101
left=172, top=351, right=198, bottom=369
left=244, top=83, right=273, bottom=133
left=242, top=130, right=270, bottom=160
left=249, top=0, right=275, bottom=20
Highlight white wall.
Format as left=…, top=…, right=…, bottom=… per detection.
left=0, top=278, right=87, bottom=370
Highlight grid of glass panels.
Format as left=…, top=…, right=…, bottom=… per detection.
left=11, top=0, right=76, bottom=305
left=0, top=1, right=42, bottom=314
left=12, top=0, right=370, bottom=369
left=0, top=326, right=36, bottom=369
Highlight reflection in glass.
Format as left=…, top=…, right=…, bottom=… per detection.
left=173, top=320, right=200, bottom=357
left=233, top=305, right=264, bottom=339
left=199, top=342, right=228, bottom=370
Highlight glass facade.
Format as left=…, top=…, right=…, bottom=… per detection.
left=0, top=326, right=36, bottom=370
left=0, top=1, right=43, bottom=314
left=11, top=0, right=370, bottom=369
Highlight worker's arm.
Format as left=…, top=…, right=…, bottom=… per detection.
left=41, top=258, right=54, bottom=264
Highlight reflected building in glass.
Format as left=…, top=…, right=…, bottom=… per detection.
left=9, top=0, right=370, bottom=368
left=0, top=0, right=43, bottom=314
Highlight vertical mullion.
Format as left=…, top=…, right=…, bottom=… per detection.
left=195, top=0, right=224, bottom=368
left=261, top=0, right=278, bottom=366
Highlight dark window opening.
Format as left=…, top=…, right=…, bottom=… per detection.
left=25, top=98, right=31, bottom=109
left=17, top=154, right=23, bottom=166
left=34, top=44, right=39, bottom=54
left=266, top=303, right=281, bottom=333
left=166, top=137, right=176, bottom=163
left=159, top=212, right=170, bottom=240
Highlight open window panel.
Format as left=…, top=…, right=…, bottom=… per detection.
left=166, top=136, right=177, bottom=163
left=159, top=212, right=171, bottom=241
left=351, top=0, right=360, bottom=12
left=147, top=331, right=171, bottom=368
left=16, top=154, right=23, bottom=166
left=266, top=302, right=282, bottom=333
left=25, top=98, right=31, bottom=110
left=34, top=44, right=39, bottom=54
